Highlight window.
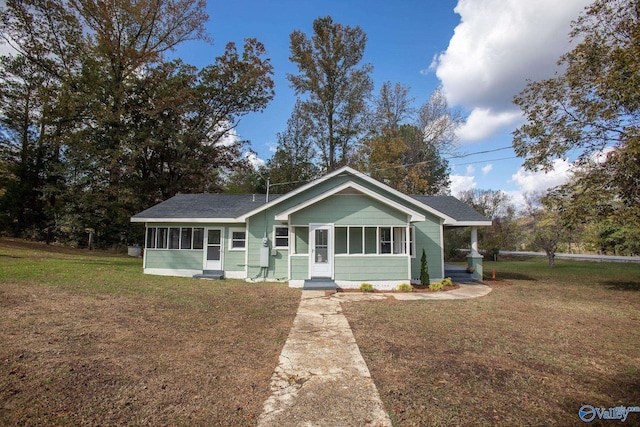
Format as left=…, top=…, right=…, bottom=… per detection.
left=334, top=226, right=412, bottom=256
left=156, top=227, right=168, bottom=249
left=335, top=227, right=347, bottom=254
left=274, top=227, right=289, bottom=248
left=348, top=227, right=363, bottom=254
left=393, top=227, right=406, bottom=255
left=230, top=229, right=246, bottom=250
left=168, top=227, right=181, bottom=249
left=181, top=228, right=192, bottom=250
left=364, top=227, right=377, bottom=254
left=145, top=226, right=205, bottom=250
left=146, top=227, right=156, bottom=249
left=380, top=227, right=392, bottom=254
left=193, top=228, right=204, bottom=249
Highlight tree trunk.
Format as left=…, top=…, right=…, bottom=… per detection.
left=546, top=249, right=555, bottom=268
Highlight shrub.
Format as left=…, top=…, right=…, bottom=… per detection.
left=397, top=283, right=413, bottom=292
left=360, top=283, right=374, bottom=292
left=429, top=280, right=444, bottom=291
left=420, top=249, right=429, bottom=285
left=442, top=277, right=454, bottom=287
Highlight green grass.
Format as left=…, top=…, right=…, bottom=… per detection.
left=0, top=239, right=301, bottom=426
left=343, top=257, right=640, bottom=426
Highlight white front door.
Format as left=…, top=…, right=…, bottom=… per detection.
left=204, top=228, right=223, bottom=270
left=310, top=225, right=332, bottom=278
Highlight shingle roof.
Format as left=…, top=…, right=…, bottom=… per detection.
left=131, top=194, right=281, bottom=221
left=410, top=195, right=491, bottom=224
left=132, top=192, right=490, bottom=225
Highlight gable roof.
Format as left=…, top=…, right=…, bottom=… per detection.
left=274, top=181, right=426, bottom=222
left=131, top=166, right=491, bottom=226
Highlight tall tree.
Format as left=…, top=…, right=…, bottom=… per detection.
left=266, top=100, right=319, bottom=193
left=418, top=88, right=462, bottom=156
left=372, top=81, right=414, bottom=132
left=0, top=0, right=275, bottom=246
left=513, top=0, right=639, bottom=174
left=288, top=16, right=373, bottom=171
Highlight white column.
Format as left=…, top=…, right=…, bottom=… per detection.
left=470, top=226, right=479, bottom=256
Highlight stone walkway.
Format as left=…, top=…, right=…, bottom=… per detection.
left=258, top=284, right=492, bottom=426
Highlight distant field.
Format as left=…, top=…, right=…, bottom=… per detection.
left=0, top=239, right=301, bottom=426
left=343, top=258, right=640, bottom=426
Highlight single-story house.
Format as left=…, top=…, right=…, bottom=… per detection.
left=131, top=166, right=491, bottom=289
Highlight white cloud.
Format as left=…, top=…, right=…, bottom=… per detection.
left=435, top=0, right=592, bottom=141
left=482, top=164, right=493, bottom=176
left=456, top=108, right=523, bottom=143
left=450, top=174, right=476, bottom=197
left=244, top=151, right=265, bottom=169
left=465, top=165, right=475, bottom=175
left=510, top=158, right=574, bottom=194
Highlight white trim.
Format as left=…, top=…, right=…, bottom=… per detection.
left=440, top=223, right=445, bottom=280
left=204, top=227, right=224, bottom=271
left=244, top=218, right=250, bottom=279
left=309, top=223, right=333, bottom=278
left=228, top=227, right=247, bottom=251
left=144, top=268, right=201, bottom=277
left=446, top=220, right=493, bottom=226
left=272, top=225, right=290, bottom=249
left=224, top=270, right=245, bottom=279
left=274, top=181, right=426, bottom=222
left=132, top=217, right=243, bottom=223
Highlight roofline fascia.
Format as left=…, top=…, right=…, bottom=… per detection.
left=443, top=220, right=493, bottom=227
left=131, top=217, right=243, bottom=224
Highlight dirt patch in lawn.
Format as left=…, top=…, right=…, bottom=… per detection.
left=343, top=279, right=640, bottom=426
left=0, top=279, right=300, bottom=426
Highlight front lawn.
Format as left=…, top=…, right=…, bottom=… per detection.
left=343, top=258, right=640, bottom=426
left=0, top=239, right=301, bottom=426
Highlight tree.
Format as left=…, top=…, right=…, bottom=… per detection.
left=288, top=16, right=373, bottom=171
left=0, top=0, right=275, bottom=246
left=513, top=0, right=639, bottom=174
left=420, top=248, right=429, bottom=285
left=372, top=81, right=414, bottom=132
left=418, top=88, right=462, bottom=156
left=266, top=100, right=320, bottom=193
left=524, top=193, right=573, bottom=268
left=356, top=86, right=452, bottom=195
left=457, top=189, right=521, bottom=254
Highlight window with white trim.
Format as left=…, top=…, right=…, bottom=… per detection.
left=332, top=226, right=412, bottom=255
left=229, top=228, right=247, bottom=250
left=274, top=226, right=289, bottom=248
left=145, top=226, right=204, bottom=250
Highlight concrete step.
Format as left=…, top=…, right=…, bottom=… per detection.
left=303, top=279, right=337, bottom=290
left=193, top=270, right=224, bottom=280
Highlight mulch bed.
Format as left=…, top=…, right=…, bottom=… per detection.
left=336, top=284, right=461, bottom=293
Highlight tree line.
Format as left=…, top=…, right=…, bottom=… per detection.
left=1, top=0, right=637, bottom=257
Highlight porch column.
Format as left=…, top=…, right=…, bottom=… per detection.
left=467, top=226, right=483, bottom=281
left=470, top=226, right=479, bottom=256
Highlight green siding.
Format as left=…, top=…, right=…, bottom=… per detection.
left=246, top=213, right=289, bottom=279
left=334, top=256, right=409, bottom=281
left=145, top=250, right=203, bottom=270
left=411, top=219, right=444, bottom=281
left=291, top=256, right=308, bottom=279
left=290, top=195, right=407, bottom=226
left=223, top=249, right=245, bottom=272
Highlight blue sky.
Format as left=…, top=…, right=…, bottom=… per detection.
left=171, top=0, right=594, bottom=204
